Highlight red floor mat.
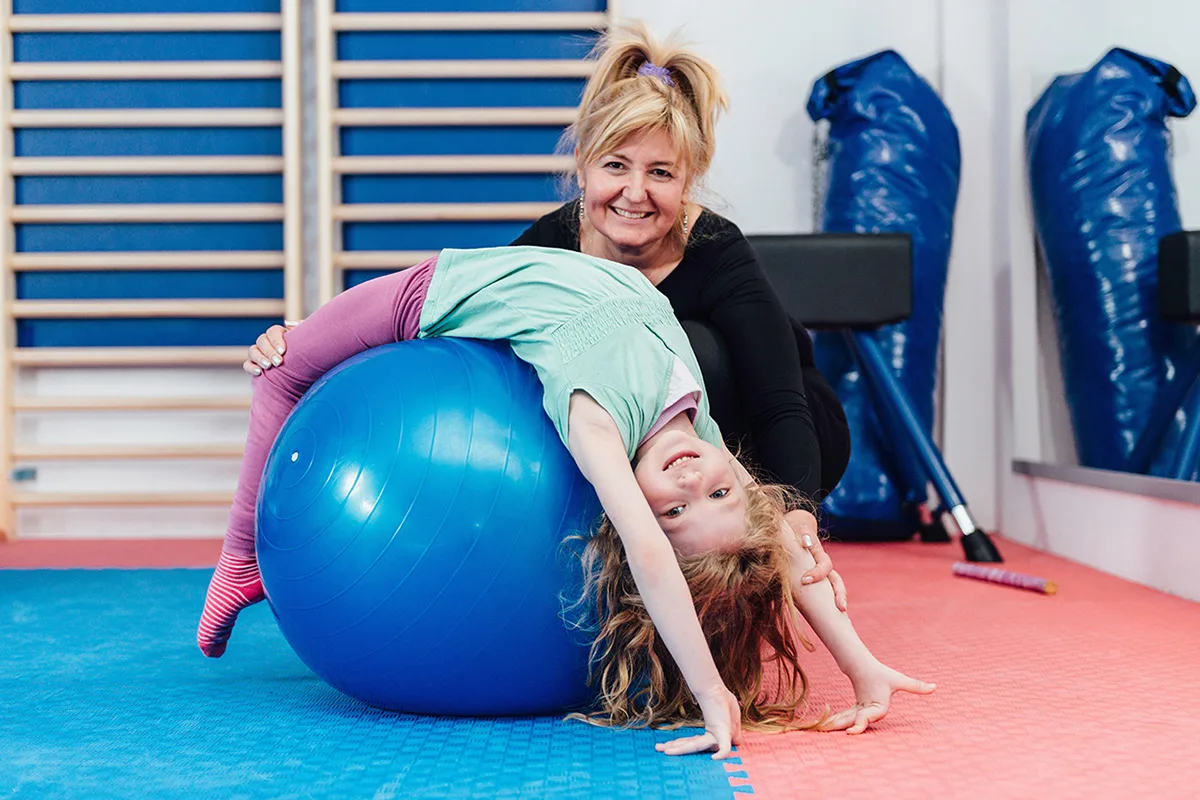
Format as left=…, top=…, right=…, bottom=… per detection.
left=739, top=538, right=1200, bottom=799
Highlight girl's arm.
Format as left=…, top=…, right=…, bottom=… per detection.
left=782, top=519, right=936, bottom=733
left=723, top=444, right=846, bottom=608
left=567, top=392, right=741, bottom=759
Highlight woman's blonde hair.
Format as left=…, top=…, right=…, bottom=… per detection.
left=565, top=481, right=822, bottom=733
left=562, top=21, right=730, bottom=243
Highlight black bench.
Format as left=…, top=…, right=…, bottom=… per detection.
left=739, top=233, right=1001, bottom=563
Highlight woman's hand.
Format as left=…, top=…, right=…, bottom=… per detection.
left=787, top=508, right=848, bottom=612
left=654, top=685, right=743, bottom=759
left=242, top=324, right=294, bottom=376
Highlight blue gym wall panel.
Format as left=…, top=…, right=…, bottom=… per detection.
left=340, top=126, right=566, bottom=156
left=332, top=2, right=605, bottom=292
left=11, top=5, right=288, bottom=350
left=338, top=78, right=587, bottom=109
left=337, top=0, right=604, bottom=11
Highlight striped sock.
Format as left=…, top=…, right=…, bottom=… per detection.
left=197, top=551, right=265, bottom=658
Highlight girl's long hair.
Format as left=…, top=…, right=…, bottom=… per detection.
left=564, top=482, right=822, bottom=732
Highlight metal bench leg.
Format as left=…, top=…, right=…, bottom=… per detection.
left=845, top=331, right=1003, bottom=563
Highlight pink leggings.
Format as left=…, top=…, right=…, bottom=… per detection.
left=221, top=257, right=437, bottom=557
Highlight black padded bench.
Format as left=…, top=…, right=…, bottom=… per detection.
left=740, top=233, right=1000, bottom=562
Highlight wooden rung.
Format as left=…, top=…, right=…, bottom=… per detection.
left=335, top=201, right=556, bottom=222
left=12, top=490, right=235, bottom=507
left=11, top=156, right=285, bottom=176
left=11, top=251, right=285, bottom=271
left=8, top=61, right=284, bottom=81
left=333, top=60, right=594, bottom=80
left=8, top=13, right=282, bottom=32
left=11, top=204, right=285, bottom=223
left=335, top=250, right=437, bottom=269
left=334, top=154, right=572, bottom=174
left=11, top=347, right=246, bottom=367
left=9, top=299, right=285, bottom=319
left=12, top=442, right=244, bottom=460
left=8, top=108, right=285, bottom=128
left=331, top=12, right=607, bottom=31
left=13, top=395, right=251, bottom=412
left=333, top=107, right=577, bottom=127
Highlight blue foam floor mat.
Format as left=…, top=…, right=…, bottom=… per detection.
left=0, top=570, right=748, bottom=799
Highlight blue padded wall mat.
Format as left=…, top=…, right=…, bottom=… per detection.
left=13, top=32, right=282, bottom=61
left=340, top=126, right=566, bottom=157
left=338, top=31, right=598, bottom=61
left=16, top=176, right=284, bottom=205
left=0, top=569, right=748, bottom=799
left=338, top=0, right=604, bottom=10
left=342, top=174, right=559, bottom=204
left=15, top=80, right=283, bottom=110
left=339, top=78, right=586, bottom=108
left=15, top=0, right=278, bottom=11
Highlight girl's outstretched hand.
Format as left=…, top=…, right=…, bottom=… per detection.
left=818, top=663, right=936, bottom=735
left=655, top=687, right=743, bottom=759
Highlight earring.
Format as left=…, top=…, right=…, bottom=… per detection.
left=682, top=206, right=689, bottom=238
left=578, top=196, right=585, bottom=226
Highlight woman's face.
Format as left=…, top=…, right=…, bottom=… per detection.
left=577, top=128, right=690, bottom=253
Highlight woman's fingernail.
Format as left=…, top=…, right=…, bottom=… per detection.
left=272, top=356, right=282, bottom=366
left=802, top=534, right=814, bottom=548
left=260, top=359, right=271, bottom=369
left=276, top=345, right=285, bottom=355
left=801, top=576, right=814, bottom=585
left=251, top=366, right=262, bottom=376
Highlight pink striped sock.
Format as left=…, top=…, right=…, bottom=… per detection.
left=197, top=551, right=265, bottom=658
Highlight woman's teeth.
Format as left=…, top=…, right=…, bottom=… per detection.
left=612, top=207, right=652, bottom=219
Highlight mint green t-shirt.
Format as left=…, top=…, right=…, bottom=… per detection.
left=417, top=246, right=723, bottom=460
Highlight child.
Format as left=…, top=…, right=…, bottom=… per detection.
left=199, top=245, right=933, bottom=757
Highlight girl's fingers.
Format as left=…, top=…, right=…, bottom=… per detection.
left=829, top=569, right=849, bottom=612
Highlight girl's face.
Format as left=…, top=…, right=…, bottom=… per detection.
left=633, top=429, right=747, bottom=556
left=577, top=128, right=690, bottom=253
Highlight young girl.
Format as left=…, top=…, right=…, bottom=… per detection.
left=199, top=245, right=933, bottom=757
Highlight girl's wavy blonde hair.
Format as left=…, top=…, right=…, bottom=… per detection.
left=561, top=21, right=730, bottom=247
left=564, top=481, right=823, bottom=733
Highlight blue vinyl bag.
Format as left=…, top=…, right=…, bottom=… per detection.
left=1027, top=48, right=1197, bottom=473
left=808, top=50, right=961, bottom=537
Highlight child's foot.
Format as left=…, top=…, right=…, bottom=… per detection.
left=197, top=551, right=265, bottom=658
left=818, top=663, right=936, bottom=734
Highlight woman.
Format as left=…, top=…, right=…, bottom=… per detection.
left=247, top=22, right=851, bottom=604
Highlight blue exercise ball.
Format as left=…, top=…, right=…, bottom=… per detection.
left=256, top=338, right=600, bottom=716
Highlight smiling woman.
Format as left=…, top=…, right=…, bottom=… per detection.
left=512, top=23, right=852, bottom=514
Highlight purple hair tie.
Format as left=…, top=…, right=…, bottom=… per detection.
left=637, top=61, right=675, bottom=87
